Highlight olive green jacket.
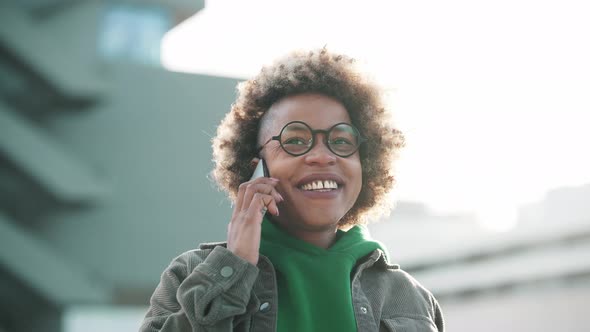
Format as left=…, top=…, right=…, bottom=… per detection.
left=140, top=243, right=444, bottom=332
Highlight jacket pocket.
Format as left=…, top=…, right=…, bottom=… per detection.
left=380, top=316, right=439, bottom=332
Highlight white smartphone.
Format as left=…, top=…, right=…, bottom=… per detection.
left=250, top=158, right=270, bottom=180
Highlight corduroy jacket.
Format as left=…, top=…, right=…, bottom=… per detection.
left=140, top=243, right=444, bottom=332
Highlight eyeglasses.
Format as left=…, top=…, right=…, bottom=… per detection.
left=257, top=121, right=366, bottom=157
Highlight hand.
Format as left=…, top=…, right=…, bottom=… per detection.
left=227, top=177, right=283, bottom=265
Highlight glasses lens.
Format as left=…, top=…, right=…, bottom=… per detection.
left=328, top=124, right=360, bottom=156
left=280, top=122, right=313, bottom=155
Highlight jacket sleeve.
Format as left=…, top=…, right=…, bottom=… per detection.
left=139, top=246, right=260, bottom=331
left=432, top=294, right=445, bottom=332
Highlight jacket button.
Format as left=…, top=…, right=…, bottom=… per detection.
left=259, top=302, right=271, bottom=312
left=360, top=306, right=368, bottom=314
left=220, top=266, right=234, bottom=277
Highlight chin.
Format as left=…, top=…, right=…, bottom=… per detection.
left=276, top=203, right=344, bottom=229
left=300, top=213, right=343, bottom=229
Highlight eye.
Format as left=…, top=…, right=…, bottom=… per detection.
left=283, top=137, right=309, bottom=145
left=330, top=137, right=354, bottom=145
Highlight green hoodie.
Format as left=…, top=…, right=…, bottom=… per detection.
left=259, top=217, right=388, bottom=332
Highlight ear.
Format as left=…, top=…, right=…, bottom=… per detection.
left=250, top=158, right=260, bottom=170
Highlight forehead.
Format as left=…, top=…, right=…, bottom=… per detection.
left=265, top=93, right=351, bottom=132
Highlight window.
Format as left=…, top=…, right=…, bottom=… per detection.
left=99, top=4, right=171, bottom=66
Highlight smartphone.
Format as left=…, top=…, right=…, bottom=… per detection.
left=250, top=158, right=270, bottom=180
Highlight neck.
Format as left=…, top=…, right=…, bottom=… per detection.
left=269, top=217, right=338, bottom=249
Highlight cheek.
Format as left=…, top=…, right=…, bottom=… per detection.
left=261, top=149, right=286, bottom=177
left=265, top=155, right=296, bottom=187
left=347, top=157, right=363, bottom=196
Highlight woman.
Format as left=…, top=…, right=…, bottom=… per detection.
left=140, top=48, right=444, bottom=331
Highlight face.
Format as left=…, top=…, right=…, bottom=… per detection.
left=258, top=93, right=362, bottom=232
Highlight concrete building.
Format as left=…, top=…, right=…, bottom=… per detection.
left=0, top=1, right=238, bottom=331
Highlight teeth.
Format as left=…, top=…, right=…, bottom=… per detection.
left=301, top=180, right=338, bottom=191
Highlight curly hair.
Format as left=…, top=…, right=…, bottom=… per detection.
left=212, top=48, right=405, bottom=227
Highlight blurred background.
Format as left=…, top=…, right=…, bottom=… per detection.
left=0, top=0, right=589, bottom=331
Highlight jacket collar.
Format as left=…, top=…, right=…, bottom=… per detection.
left=370, top=248, right=400, bottom=270
left=199, top=241, right=227, bottom=250
left=198, top=241, right=399, bottom=270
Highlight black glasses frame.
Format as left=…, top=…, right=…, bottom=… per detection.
left=257, top=121, right=366, bottom=157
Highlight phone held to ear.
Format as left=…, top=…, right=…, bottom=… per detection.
left=250, top=158, right=270, bottom=180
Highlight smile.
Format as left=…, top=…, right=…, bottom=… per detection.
left=299, top=180, right=339, bottom=191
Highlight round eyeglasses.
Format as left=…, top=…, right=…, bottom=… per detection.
left=257, top=121, right=366, bottom=157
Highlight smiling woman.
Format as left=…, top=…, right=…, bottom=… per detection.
left=252, top=93, right=364, bottom=244
left=140, top=48, right=444, bottom=332
left=212, top=49, right=405, bottom=227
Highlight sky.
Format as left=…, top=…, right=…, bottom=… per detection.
left=161, top=0, right=590, bottom=231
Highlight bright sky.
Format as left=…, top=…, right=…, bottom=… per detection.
left=162, top=0, right=590, bottom=231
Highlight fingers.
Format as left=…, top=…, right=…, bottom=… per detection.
left=247, top=192, right=280, bottom=218
left=235, top=177, right=278, bottom=210
left=228, top=176, right=281, bottom=266
left=233, top=177, right=283, bottom=219
left=241, top=180, right=282, bottom=211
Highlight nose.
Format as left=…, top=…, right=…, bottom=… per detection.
left=303, top=135, right=337, bottom=166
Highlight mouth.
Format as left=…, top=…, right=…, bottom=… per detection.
left=299, top=180, right=339, bottom=192
left=296, top=174, right=344, bottom=194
